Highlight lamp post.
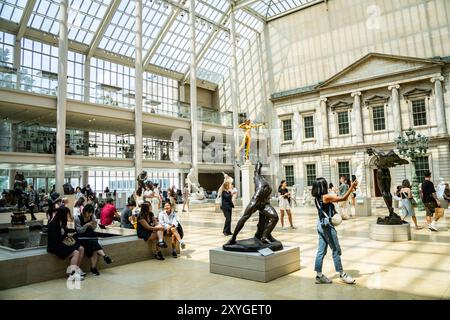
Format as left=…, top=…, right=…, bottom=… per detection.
left=394, top=128, right=429, bottom=211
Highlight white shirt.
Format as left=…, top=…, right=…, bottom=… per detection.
left=158, top=210, right=179, bottom=230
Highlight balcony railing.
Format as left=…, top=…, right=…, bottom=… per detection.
left=0, top=67, right=233, bottom=127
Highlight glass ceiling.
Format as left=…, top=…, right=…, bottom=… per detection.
left=0, top=0, right=316, bottom=83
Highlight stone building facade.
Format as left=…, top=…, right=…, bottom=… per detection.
left=272, top=53, right=450, bottom=198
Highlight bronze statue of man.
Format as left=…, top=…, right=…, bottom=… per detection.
left=225, top=161, right=281, bottom=251
left=367, top=148, right=409, bottom=225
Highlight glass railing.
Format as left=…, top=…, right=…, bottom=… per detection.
left=0, top=66, right=233, bottom=127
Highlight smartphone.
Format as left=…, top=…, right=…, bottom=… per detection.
left=352, top=175, right=357, bottom=182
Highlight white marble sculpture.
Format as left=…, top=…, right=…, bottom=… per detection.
left=186, top=168, right=205, bottom=200
left=216, top=172, right=234, bottom=203
left=436, top=177, right=446, bottom=200
left=353, top=160, right=364, bottom=199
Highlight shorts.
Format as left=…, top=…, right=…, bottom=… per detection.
left=279, top=197, right=291, bottom=210
left=424, top=201, right=436, bottom=217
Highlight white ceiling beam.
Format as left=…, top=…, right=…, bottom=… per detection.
left=266, top=0, right=325, bottom=22
left=182, top=7, right=231, bottom=82
left=142, top=2, right=182, bottom=69
left=234, top=0, right=261, bottom=11
left=87, top=0, right=121, bottom=59
left=17, top=0, right=37, bottom=41
left=242, top=7, right=266, bottom=22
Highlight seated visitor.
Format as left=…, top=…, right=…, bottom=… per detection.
left=73, top=197, right=85, bottom=217
left=100, top=197, right=120, bottom=226
left=159, top=202, right=185, bottom=258
left=75, top=204, right=113, bottom=276
left=137, top=202, right=167, bottom=260
left=121, top=199, right=137, bottom=229
left=74, top=186, right=84, bottom=201
left=47, top=206, right=85, bottom=280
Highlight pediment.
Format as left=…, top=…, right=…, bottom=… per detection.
left=318, top=53, right=443, bottom=89
left=403, top=87, right=432, bottom=98
left=364, top=94, right=390, bottom=106
left=330, top=100, right=352, bottom=111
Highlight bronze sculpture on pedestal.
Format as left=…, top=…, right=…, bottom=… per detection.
left=367, top=148, right=409, bottom=225
left=224, top=161, right=282, bottom=252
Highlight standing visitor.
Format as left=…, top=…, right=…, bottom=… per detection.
left=400, top=179, right=422, bottom=229
left=182, top=183, right=190, bottom=213
left=337, top=176, right=350, bottom=219
left=27, top=185, right=38, bottom=221
left=221, top=182, right=234, bottom=236
left=278, top=180, right=296, bottom=230
left=312, top=177, right=357, bottom=284
left=74, top=187, right=84, bottom=201
left=421, top=171, right=441, bottom=231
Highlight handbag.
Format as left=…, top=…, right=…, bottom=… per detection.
left=62, top=235, right=76, bottom=247
left=435, top=207, right=445, bottom=219
left=319, top=200, right=342, bottom=227
left=177, top=222, right=184, bottom=239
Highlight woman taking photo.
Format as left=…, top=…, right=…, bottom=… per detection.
left=311, top=177, right=357, bottom=285
left=47, top=206, right=85, bottom=280
left=75, top=204, right=113, bottom=276
left=400, top=179, right=422, bottom=229
left=221, top=182, right=234, bottom=236
left=137, top=202, right=167, bottom=260
left=278, top=180, right=296, bottom=230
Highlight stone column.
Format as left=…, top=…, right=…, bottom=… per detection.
left=81, top=171, right=89, bottom=188
left=55, top=0, right=68, bottom=194
left=319, top=98, right=329, bottom=146
left=134, top=0, right=143, bottom=179
left=351, top=91, right=363, bottom=143
left=189, top=0, right=200, bottom=183
left=84, top=57, right=90, bottom=103
left=388, top=84, right=402, bottom=138
left=230, top=3, right=241, bottom=197
left=14, top=40, right=21, bottom=88
left=431, top=76, right=447, bottom=135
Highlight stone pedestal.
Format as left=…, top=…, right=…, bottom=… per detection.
left=369, top=223, right=411, bottom=242
left=8, top=225, right=30, bottom=249
left=210, top=246, right=300, bottom=283
left=355, top=197, right=372, bottom=216
left=241, top=162, right=255, bottom=210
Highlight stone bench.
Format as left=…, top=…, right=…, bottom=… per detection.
left=0, top=234, right=179, bottom=290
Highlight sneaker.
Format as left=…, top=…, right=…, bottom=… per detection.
left=67, top=271, right=84, bottom=281
left=158, top=240, right=168, bottom=248
left=290, top=226, right=297, bottom=229
left=90, top=267, right=100, bottom=276
left=180, top=241, right=186, bottom=249
left=103, top=255, right=112, bottom=264
left=172, top=251, right=178, bottom=258
left=428, top=224, right=438, bottom=231
left=340, top=273, right=355, bottom=284
left=315, top=274, right=332, bottom=284
left=155, top=251, right=165, bottom=260
left=78, top=270, right=86, bottom=277
left=282, top=226, right=288, bottom=230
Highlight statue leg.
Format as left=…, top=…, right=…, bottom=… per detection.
left=254, top=211, right=267, bottom=240
left=245, top=136, right=251, bottom=161
left=226, top=198, right=258, bottom=244
left=379, top=169, right=394, bottom=216
left=260, top=204, right=279, bottom=242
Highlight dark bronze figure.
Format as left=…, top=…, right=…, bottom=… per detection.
left=11, top=172, right=28, bottom=225
left=137, top=170, right=148, bottom=190
left=224, top=161, right=282, bottom=252
left=367, top=148, right=409, bottom=225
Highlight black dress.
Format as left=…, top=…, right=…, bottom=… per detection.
left=76, top=214, right=102, bottom=258
left=137, top=216, right=156, bottom=241
left=221, top=191, right=234, bottom=235
left=47, top=221, right=81, bottom=259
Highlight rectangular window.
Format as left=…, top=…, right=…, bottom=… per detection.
left=282, top=119, right=292, bottom=141
left=415, top=156, right=429, bottom=183
left=338, top=161, right=350, bottom=181
left=285, top=165, right=294, bottom=187
left=337, top=111, right=350, bottom=135
left=372, top=106, right=386, bottom=131
left=412, top=99, right=427, bottom=126
left=303, top=115, right=314, bottom=139
left=306, top=164, right=316, bottom=187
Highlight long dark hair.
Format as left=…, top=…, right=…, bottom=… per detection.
left=52, top=206, right=71, bottom=228
left=278, top=180, right=286, bottom=191
left=138, top=201, right=153, bottom=222
left=402, top=179, right=411, bottom=188
left=74, top=197, right=85, bottom=207
left=311, top=177, right=328, bottom=199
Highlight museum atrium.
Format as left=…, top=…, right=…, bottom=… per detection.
left=0, top=0, right=449, bottom=301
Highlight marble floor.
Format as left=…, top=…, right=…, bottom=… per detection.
left=0, top=205, right=449, bottom=300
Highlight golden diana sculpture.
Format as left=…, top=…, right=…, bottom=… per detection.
left=236, top=119, right=265, bottom=162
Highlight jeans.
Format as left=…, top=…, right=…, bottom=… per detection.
left=314, top=221, right=343, bottom=273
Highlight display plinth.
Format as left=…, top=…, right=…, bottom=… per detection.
left=355, top=197, right=372, bottom=216
left=210, top=246, right=300, bottom=283
left=223, top=237, right=283, bottom=252
left=189, top=198, right=208, bottom=204
left=241, top=162, right=255, bottom=210
left=369, top=223, right=411, bottom=242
